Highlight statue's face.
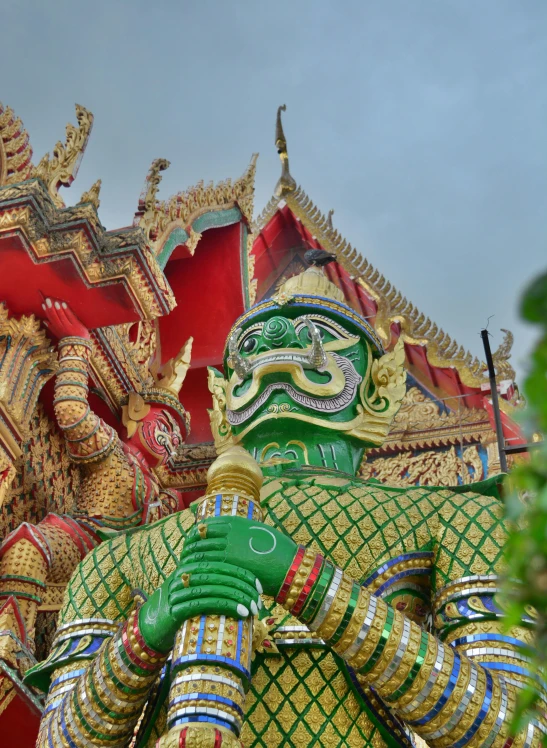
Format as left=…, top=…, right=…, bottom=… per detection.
left=224, top=305, right=372, bottom=442
left=129, top=406, right=183, bottom=467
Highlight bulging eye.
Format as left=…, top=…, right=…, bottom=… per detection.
left=241, top=336, right=258, bottom=354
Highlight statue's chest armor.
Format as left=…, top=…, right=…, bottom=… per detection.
left=243, top=646, right=390, bottom=747
left=262, top=476, right=434, bottom=583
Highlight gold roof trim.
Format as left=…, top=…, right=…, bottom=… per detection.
left=0, top=103, right=34, bottom=186
left=256, top=185, right=515, bottom=388
left=136, top=154, right=258, bottom=256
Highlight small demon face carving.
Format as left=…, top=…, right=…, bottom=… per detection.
left=128, top=407, right=183, bottom=468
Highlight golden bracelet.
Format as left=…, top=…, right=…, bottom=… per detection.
left=408, top=643, right=457, bottom=720
left=365, top=609, right=406, bottom=683
left=380, top=619, right=423, bottom=697
left=315, top=574, right=354, bottom=641
left=420, top=657, right=472, bottom=736
left=349, top=601, right=389, bottom=672
left=394, top=636, right=440, bottom=710
left=332, top=588, right=370, bottom=655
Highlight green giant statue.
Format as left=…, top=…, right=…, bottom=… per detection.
left=27, top=263, right=544, bottom=748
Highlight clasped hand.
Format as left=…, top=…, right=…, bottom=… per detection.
left=138, top=517, right=297, bottom=653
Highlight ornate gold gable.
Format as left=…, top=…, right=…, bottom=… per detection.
left=360, top=384, right=494, bottom=487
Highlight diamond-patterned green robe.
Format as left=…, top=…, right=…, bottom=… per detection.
left=31, top=469, right=522, bottom=748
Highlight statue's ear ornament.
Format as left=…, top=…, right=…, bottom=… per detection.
left=207, top=367, right=235, bottom=454
left=122, top=393, right=151, bottom=438
left=347, top=339, right=407, bottom=446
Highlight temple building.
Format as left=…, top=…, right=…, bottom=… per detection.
left=0, top=100, right=528, bottom=746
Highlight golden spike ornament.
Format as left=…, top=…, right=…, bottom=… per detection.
left=274, top=104, right=297, bottom=197
left=33, top=104, right=94, bottom=208
left=152, top=337, right=193, bottom=397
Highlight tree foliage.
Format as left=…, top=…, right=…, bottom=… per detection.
left=504, top=270, right=547, bottom=739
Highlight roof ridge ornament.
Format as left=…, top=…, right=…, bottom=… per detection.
left=133, top=158, right=171, bottom=242
left=0, top=102, right=34, bottom=186
left=32, top=104, right=94, bottom=208
left=78, top=179, right=102, bottom=211
left=274, top=104, right=297, bottom=197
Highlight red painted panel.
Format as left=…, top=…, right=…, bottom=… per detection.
left=0, top=690, right=42, bottom=748
left=160, top=223, right=245, bottom=443
left=0, top=235, right=140, bottom=329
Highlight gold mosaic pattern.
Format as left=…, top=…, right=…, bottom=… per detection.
left=243, top=649, right=384, bottom=747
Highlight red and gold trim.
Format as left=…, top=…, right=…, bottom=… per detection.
left=275, top=546, right=306, bottom=605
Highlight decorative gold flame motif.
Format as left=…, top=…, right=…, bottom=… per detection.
left=33, top=104, right=94, bottom=208
left=78, top=179, right=101, bottom=210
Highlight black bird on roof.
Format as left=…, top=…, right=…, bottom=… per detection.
left=304, top=249, right=336, bottom=267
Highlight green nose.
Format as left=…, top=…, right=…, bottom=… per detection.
left=262, top=316, right=300, bottom=348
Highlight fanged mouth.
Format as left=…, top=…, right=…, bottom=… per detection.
left=227, top=353, right=362, bottom=426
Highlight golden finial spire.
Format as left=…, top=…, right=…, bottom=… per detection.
left=274, top=104, right=297, bottom=197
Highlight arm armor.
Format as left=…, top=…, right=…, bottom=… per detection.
left=54, top=337, right=117, bottom=467
left=277, top=547, right=544, bottom=748
left=36, top=609, right=167, bottom=748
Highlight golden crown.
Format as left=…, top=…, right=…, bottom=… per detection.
left=276, top=266, right=345, bottom=304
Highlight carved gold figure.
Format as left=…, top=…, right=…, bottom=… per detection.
left=0, top=298, right=192, bottom=710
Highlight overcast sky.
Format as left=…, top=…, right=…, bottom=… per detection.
left=2, top=0, right=545, bottom=382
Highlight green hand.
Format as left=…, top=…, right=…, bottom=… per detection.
left=138, top=560, right=263, bottom=653
left=180, top=516, right=298, bottom=597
